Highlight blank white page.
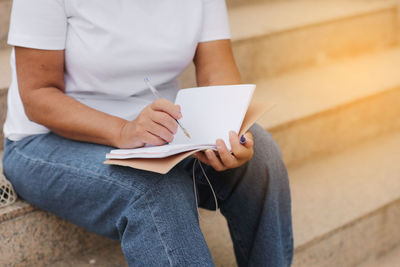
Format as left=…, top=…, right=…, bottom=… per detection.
left=172, top=84, right=255, bottom=150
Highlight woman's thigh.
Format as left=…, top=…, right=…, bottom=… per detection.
left=2, top=133, right=195, bottom=239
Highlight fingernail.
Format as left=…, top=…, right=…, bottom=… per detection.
left=240, top=135, right=247, bottom=145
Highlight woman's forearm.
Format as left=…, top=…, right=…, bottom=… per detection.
left=23, top=86, right=127, bottom=147
left=15, top=47, right=127, bottom=147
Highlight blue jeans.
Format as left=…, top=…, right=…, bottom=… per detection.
left=2, top=124, right=293, bottom=266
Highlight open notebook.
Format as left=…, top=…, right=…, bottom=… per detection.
left=105, top=84, right=273, bottom=173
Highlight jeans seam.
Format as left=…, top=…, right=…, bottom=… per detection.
left=10, top=146, right=147, bottom=195
left=144, top=194, right=174, bottom=267
left=285, top=225, right=294, bottom=265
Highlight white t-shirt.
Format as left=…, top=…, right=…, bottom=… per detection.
left=4, top=0, right=231, bottom=141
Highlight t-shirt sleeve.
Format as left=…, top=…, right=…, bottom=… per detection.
left=7, top=0, right=67, bottom=50
left=199, top=0, right=231, bottom=43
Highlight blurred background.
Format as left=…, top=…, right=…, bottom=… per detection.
left=1, top=0, right=400, bottom=266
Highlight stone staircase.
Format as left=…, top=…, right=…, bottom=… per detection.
left=1, top=0, right=400, bottom=266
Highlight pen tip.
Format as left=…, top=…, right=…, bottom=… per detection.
left=184, top=130, right=191, bottom=139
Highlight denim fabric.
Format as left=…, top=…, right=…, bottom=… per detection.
left=2, top=124, right=293, bottom=267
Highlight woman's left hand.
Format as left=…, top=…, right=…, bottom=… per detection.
left=194, top=131, right=254, bottom=171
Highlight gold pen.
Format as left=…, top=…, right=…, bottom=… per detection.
left=144, top=77, right=191, bottom=139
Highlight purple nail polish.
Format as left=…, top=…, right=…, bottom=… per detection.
left=240, top=135, right=247, bottom=145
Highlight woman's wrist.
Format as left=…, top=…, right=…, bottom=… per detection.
left=111, top=118, right=148, bottom=149
left=109, top=118, right=131, bottom=148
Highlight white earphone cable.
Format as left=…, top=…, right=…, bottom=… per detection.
left=192, top=159, right=219, bottom=221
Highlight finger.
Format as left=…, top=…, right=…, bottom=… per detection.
left=142, top=131, right=167, bottom=146
left=216, top=139, right=238, bottom=168
left=229, top=131, right=252, bottom=160
left=193, top=152, right=211, bottom=165
left=205, top=149, right=226, bottom=171
left=151, top=111, right=178, bottom=134
left=147, top=121, right=174, bottom=143
left=151, top=98, right=182, bottom=120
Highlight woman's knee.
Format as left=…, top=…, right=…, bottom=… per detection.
left=250, top=124, right=286, bottom=171
left=245, top=124, right=291, bottom=203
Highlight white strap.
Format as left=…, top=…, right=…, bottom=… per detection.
left=192, top=159, right=219, bottom=221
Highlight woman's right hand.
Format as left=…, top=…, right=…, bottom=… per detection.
left=116, top=98, right=182, bottom=148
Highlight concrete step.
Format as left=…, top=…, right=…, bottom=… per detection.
left=0, top=47, right=10, bottom=150
left=0, top=0, right=11, bottom=49
left=254, top=46, right=400, bottom=166
left=226, top=0, right=360, bottom=8
left=0, top=47, right=10, bottom=90
left=180, top=0, right=400, bottom=87
left=55, top=228, right=400, bottom=267
left=227, top=0, right=281, bottom=9
left=290, top=130, right=400, bottom=266
left=357, top=244, right=400, bottom=267
left=51, top=243, right=127, bottom=267
left=0, top=153, right=119, bottom=267
left=230, top=0, right=399, bottom=81
left=0, top=200, right=120, bottom=267
left=21, top=128, right=400, bottom=266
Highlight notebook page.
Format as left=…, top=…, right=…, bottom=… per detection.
left=172, top=84, right=255, bottom=150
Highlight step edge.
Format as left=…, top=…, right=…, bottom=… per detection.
left=253, top=46, right=400, bottom=130
left=230, top=0, right=399, bottom=42
left=294, top=197, right=400, bottom=251
left=0, top=47, right=11, bottom=91
left=288, top=129, right=400, bottom=251
left=0, top=200, right=37, bottom=223
left=266, top=85, right=400, bottom=133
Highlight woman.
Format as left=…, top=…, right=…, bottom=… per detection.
left=2, top=0, right=293, bottom=266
